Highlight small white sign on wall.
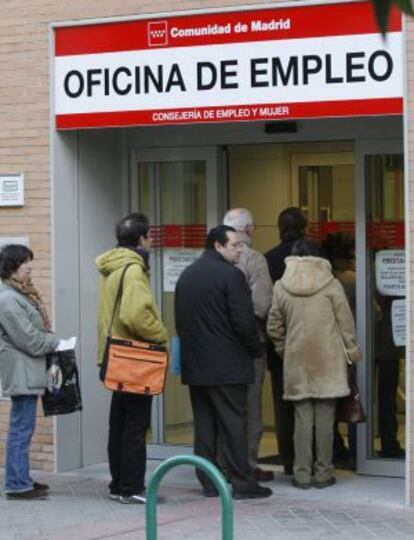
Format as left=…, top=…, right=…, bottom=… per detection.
left=391, top=298, right=405, bottom=347
left=163, top=248, right=202, bottom=292
left=375, top=250, right=405, bottom=296
left=0, top=174, right=24, bottom=206
left=0, top=236, right=29, bottom=250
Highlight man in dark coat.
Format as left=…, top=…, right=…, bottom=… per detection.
left=175, top=225, right=272, bottom=500
left=264, top=207, right=307, bottom=476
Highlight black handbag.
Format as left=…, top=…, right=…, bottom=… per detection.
left=337, top=365, right=366, bottom=424
left=42, top=349, right=82, bottom=416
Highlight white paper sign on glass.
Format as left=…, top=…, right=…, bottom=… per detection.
left=391, top=299, right=405, bottom=347
left=163, top=248, right=203, bottom=292
left=375, top=250, right=405, bottom=296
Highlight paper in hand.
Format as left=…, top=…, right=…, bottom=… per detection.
left=56, top=336, right=77, bottom=351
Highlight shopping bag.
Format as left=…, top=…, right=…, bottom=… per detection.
left=42, top=349, right=82, bottom=416
left=170, top=336, right=181, bottom=375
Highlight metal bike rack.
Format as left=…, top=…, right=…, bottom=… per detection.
left=146, top=455, right=233, bottom=539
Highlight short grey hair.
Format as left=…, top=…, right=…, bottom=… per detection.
left=223, top=208, right=253, bottom=232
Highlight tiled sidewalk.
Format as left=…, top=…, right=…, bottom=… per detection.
left=0, top=462, right=413, bottom=540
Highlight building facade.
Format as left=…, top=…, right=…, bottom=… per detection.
left=1, top=0, right=413, bottom=503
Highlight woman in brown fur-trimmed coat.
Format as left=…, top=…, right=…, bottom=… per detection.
left=267, top=239, right=361, bottom=490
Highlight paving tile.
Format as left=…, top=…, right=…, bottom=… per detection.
left=0, top=464, right=414, bottom=539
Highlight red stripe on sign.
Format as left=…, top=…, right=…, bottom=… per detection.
left=55, top=2, right=401, bottom=56
left=367, top=222, right=405, bottom=249
left=308, top=222, right=355, bottom=241
left=56, top=98, right=403, bottom=129
left=151, top=224, right=206, bottom=248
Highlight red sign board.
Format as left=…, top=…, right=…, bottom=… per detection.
left=54, top=2, right=403, bottom=129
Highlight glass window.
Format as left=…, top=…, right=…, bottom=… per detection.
left=366, top=154, right=405, bottom=460
left=138, top=161, right=207, bottom=446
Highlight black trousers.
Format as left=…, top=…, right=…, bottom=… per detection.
left=378, top=356, right=401, bottom=453
left=270, top=354, right=295, bottom=469
left=189, top=384, right=255, bottom=493
left=108, top=391, right=152, bottom=496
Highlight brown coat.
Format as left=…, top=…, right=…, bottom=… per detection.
left=266, top=256, right=361, bottom=401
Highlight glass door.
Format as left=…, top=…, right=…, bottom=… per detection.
left=356, top=139, right=405, bottom=477
left=291, top=151, right=355, bottom=234
left=130, top=147, right=222, bottom=458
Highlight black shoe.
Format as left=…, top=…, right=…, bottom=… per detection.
left=7, top=488, right=49, bottom=500
left=292, top=478, right=311, bottom=490
left=254, top=467, right=275, bottom=482
left=233, top=485, right=273, bottom=500
left=379, top=448, right=405, bottom=459
left=314, top=477, right=336, bottom=489
left=119, top=493, right=146, bottom=504
left=204, top=489, right=219, bottom=498
left=33, top=481, right=50, bottom=491
left=284, top=464, right=293, bottom=476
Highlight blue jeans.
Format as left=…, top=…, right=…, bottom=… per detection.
left=5, top=395, right=38, bottom=493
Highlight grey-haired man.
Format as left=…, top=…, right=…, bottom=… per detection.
left=223, top=208, right=274, bottom=482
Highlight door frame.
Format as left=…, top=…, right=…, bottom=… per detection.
left=129, top=146, right=223, bottom=458
left=355, top=138, right=405, bottom=478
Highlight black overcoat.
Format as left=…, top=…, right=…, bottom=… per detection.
left=175, top=249, right=263, bottom=386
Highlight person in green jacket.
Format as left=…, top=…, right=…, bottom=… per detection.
left=96, top=213, right=168, bottom=505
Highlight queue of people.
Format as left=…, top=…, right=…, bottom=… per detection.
left=0, top=207, right=362, bottom=503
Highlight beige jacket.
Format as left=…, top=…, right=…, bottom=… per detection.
left=267, top=256, right=361, bottom=401
left=235, top=232, right=273, bottom=341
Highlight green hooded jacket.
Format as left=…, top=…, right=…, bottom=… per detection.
left=95, top=248, right=168, bottom=365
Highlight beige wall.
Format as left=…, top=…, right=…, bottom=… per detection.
left=0, top=0, right=413, bottom=503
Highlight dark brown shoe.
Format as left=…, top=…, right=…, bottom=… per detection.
left=7, top=488, right=49, bottom=500
left=292, top=478, right=311, bottom=490
left=314, top=477, right=336, bottom=489
left=33, top=481, right=50, bottom=491
left=254, top=467, right=274, bottom=482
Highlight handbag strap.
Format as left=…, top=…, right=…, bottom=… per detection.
left=335, top=322, right=353, bottom=366
left=107, top=263, right=133, bottom=336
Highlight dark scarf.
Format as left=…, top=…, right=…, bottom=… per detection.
left=5, top=276, right=51, bottom=331
left=117, top=245, right=150, bottom=270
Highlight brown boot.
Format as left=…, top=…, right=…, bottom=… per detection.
left=7, top=488, right=49, bottom=500
left=254, top=467, right=275, bottom=482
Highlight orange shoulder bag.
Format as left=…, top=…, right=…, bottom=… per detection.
left=99, top=264, right=168, bottom=395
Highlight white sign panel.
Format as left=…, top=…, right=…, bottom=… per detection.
left=0, top=236, right=29, bottom=249
left=54, top=2, right=403, bottom=129
left=391, top=298, right=405, bottom=347
left=163, top=248, right=202, bottom=292
left=55, top=34, right=403, bottom=116
left=375, top=250, right=405, bottom=296
left=0, top=174, right=24, bottom=206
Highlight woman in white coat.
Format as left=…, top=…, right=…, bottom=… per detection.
left=267, top=239, right=361, bottom=489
